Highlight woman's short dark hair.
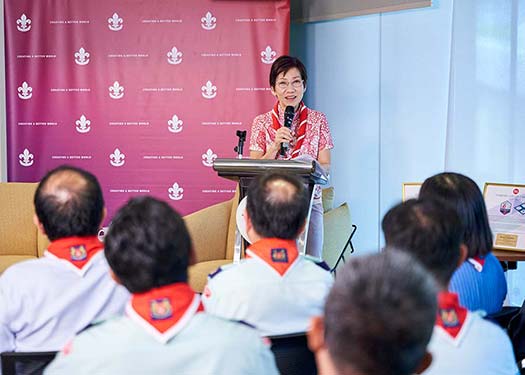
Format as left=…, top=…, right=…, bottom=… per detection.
left=104, top=196, right=193, bottom=293
left=419, top=172, right=493, bottom=257
left=269, top=55, right=307, bottom=88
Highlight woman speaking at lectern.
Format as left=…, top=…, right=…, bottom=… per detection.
left=249, top=55, right=333, bottom=258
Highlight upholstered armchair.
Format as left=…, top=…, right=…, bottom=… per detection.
left=0, top=183, right=49, bottom=274
left=186, top=190, right=240, bottom=292
left=0, top=182, right=240, bottom=293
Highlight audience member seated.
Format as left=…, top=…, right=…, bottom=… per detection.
left=419, top=172, right=506, bottom=314
left=382, top=199, right=518, bottom=374
left=0, top=165, right=128, bottom=354
left=45, top=196, right=278, bottom=374
left=202, top=173, right=333, bottom=336
left=308, top=250, right=437, bottom=375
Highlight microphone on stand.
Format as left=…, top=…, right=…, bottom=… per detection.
left=234, top=130, right=247, bottom=159
left=280, top=105, right=295, bottom=156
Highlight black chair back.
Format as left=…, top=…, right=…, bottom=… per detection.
left=485, top=306, right=520, bottom=330
left=1, top=351, right=57, bottom=375
left=269, top=333, right=317, bottom=375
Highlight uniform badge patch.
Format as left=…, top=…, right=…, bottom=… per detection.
left=439, top=308, right=459, bottom=328
left=271, top=248, right=288, bottom=263
left=69, top=245, right=87, bottom=261
left=150, top=298, right=173, bottom=320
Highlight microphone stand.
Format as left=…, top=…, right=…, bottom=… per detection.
left=234, top=130, right=247, bottom=159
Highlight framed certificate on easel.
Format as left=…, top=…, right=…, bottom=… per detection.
left=402, top=182, right=422, bottom=202
left=483, top=183, right=525, bottom=252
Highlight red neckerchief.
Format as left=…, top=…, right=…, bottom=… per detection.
left=45, top=236, right=103, bottom=276
left=271, top=101, right=308, bottom=159
left=246, top=238, right=299, bottom=276
left=436, top=291, right=468, bottom=340
left=126, top=283, right=204, bottom=344
left=467, top=256, right=486, bottom=272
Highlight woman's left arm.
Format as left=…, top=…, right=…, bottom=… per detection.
left=316, top=111, right=332, bottom=174
left=318, top=149, right=331, bottom=174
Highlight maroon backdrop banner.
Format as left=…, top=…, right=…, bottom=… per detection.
left=5, top=0, right=289, bottom=223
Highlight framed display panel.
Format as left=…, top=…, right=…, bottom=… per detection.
left=483, top=182, right=525, bottom=252
left=402, top=182, right=422, bottom=202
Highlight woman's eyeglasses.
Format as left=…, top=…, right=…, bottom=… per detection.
left=276, top=79, right=303, bottom=90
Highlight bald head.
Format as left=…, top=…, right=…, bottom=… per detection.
left=246, top=173, right=309, bottom=239
left=40, top=169, right=89, bottom=203
left=34, top=165, right=104, bottom=241
left=265, top=178, right=298, bottom=204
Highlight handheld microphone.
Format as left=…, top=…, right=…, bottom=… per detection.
left=280, top=105, right=295, bottom=156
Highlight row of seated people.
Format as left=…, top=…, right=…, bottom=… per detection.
left=310, top=188, right=518, bottom=375
left=414, top=172, right=525, bottom=368
left=316, top=189, right=518, bottom=374
left=0, top=166, right=332, bottom=374
left=0, top=164, right=521, bottom=374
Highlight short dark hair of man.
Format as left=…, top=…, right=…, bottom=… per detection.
left=34, top=165, right=104, bottom=241
left=246, top=173, right=309, bottom=239
left=382, top=198, right=464, bottom=287
left=269, top=55, right=308, bottom=89
left=324, top=250, right=437, bottom=375
left=419, top=172, right=492, bottom=258
left=104, top=196, right=192, bottom=293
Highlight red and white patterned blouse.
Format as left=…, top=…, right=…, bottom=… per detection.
left=249, top=105, right=334, bottom=160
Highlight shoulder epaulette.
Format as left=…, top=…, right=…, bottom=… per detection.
left=208, top=267, right=223, bottom=279
left=300, top=255, right=331, bottom=271
left=314, top=260, right=331, bottom=271
left=234, top=319, right=257, bottom=330
left=76, top=319, right=105, bottom=335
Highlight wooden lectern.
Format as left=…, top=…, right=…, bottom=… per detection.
left=213, top=158, right=328, bottom=262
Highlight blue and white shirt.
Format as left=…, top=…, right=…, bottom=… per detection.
left=450, top=252, right=507, bottom=315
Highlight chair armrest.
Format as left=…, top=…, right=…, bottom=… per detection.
left=184, top=199, right=233, bottom=263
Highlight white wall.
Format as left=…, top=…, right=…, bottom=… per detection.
left=379, top=2, right=453, bottom=241
left=292, top=0, right=525, bottom=270
left=291, top=14, right=382, bottom=254
left=292, top=1, right=454, bottom=253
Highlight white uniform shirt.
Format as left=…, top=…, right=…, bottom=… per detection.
left=45, top=285, right=278, bottom=375
left=202, top=238, right=334, bottom=336
left=426, top=292, right=518, bottom=374
left=0, top=243, right=129, bottom=354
